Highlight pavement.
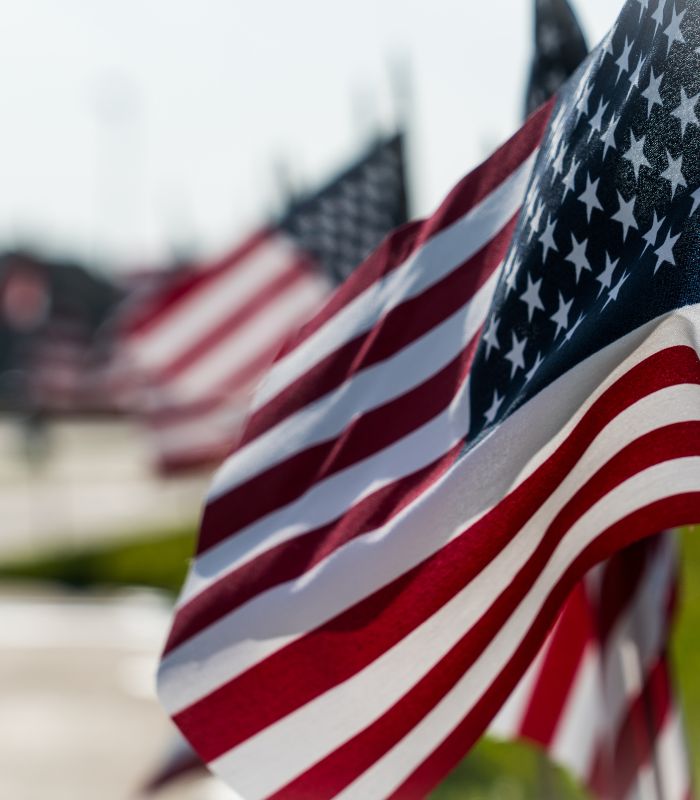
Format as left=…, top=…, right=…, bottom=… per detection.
left=0, top=586, right=239, bottom=800
left=0, top=417, right=209, bottom=560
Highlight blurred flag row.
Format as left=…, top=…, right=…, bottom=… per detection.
left=116, top=134, right=408, bottom=472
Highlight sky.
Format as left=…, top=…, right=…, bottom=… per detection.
left=0, top=0, right=622, bottom=271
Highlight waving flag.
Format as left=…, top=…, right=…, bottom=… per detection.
left=492, top=533, right=692, bottom=799
left=158, top=1, right=700, bottom=797
left=525, top=0, right=589, bottom=116
left=120, top=134, right=407, bottom=472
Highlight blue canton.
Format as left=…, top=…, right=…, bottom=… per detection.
left=468, top=0, right=700, bottom=443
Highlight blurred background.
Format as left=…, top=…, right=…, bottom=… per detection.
left=1, top=1, right=696, bottom=798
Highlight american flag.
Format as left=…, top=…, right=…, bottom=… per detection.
left=491, top=532, right=692, bottom=799
left=525, top=0, right=589, bottom=117
left=494, top=4, right=693, bottom=798
left=144, top=536, right=692, bottom=799
left=119, top=133, right=407, bottom=472
left=157, top=1, right=700, bottom=797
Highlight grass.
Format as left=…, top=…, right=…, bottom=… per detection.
left=1, top=526, right=699, bottom=798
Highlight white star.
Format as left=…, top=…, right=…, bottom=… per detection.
left=643, top=210, right=663, bottom=251
left=551, top=146, right=566, bottom=179
left=577, top=174, right=604, bottom=222
left=564, top=314, right=584, bottom=343
left=503, top=253, right=521, bottom=297
left=615, top=38, right=634, bottom=81
left=528, top=200, right=545, bottom=241
left=484, top=390, right=504, bottom=424
left=505, top=332, right=527, bottom=378
left=550, top=292, right=573, bottom=338
left=612, top=191, right=638, bottom=240
left=691, top=187, right=700, bottom=216
left=661, top=150, right=687, bottom=197
left=654, top=227, right=682, bottom=273
left=523, top=182, right=539, bottom=219
left=539, top=214, right=558, bottom=262
left=623, top=131, right=651, bottom=180
left=525, top=351, right=544, bottom=383
left=641, top=68, right=664, bottom=117
left=574, top=82, right=593, bottom=125
left=561, top=156, right=580, bottom=197
left=663, top=7, right=687, bottom=53
left=596, top=253, right=620, bottom=297
left=651, top=3, right=665, bottom=32
left=603, top=272, right=630, bottom=310
left=547, top=104, right=568, bottom=154
left=600, top=114, right=620, bottom=160
left=671, top=87, right=700, bottom=136
left=588, top=99, right=608, bottom=139
left=519, top=275, right=545, bottom=321
left=626, top=60, right=644, bottom=100
left=482, top=315, right=500, bottom=359
left=565, top=233, right=592, bottom=282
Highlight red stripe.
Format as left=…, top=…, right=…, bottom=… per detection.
left=283, top=427, right=700, bottom=799
left=242, top=211, right=521, bottom=452
left=612, top=655, right=673, bottom=799
left=152, top=258, right=315, bottom=384
left=277, top=494, right=699, bottom=800
left=172, top=347, right=700, bottom=763
left=388, top=495, right=699, bottom=800
left=165, top=445, right=462, bottom=654
left=198, top=213, right=515, bottom=552
left=595, top=535, right=660, bottom=644
left=518, top=583, right=594, bottom=746
left=122, top=230, right=273, bottom=338
left=272, top=101, right=553, bottom=362
left=181, top=346, right=697, bottom=643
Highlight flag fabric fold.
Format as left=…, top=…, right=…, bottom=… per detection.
left=491, top=532, right=693, bottom=800
left=158, top=1, right=700, bottom=797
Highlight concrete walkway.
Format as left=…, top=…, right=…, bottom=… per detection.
left=0, top=418, right=209, bottom=560
left=0, top=586, right=238, bottom=799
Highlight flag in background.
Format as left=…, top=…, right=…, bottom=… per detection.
left=491, top=532, right=692, bottom=799
left=158, top=0, right=700, bottom=797
left=525, top=0, right=589, bottom=117
left=119, top=133, right=407, bottom=472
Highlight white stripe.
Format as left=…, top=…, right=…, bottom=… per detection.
left=191, top=301, right=699, bottom=606
left=163, top=276, right=328, bottom=404
left=159, top=381, right=700, bottom=716
left=211, top=457, right=700, bottom=799
left=179, top=366, right=471, bottom=610
left=655, top=711, right=692, bottom=800
left=150, top=404, right=249, bottom=461
left=161, top=306, right=700, bottom=707
left=130, top=236, right=299, bottom=372
left=252, top=151, right=539, bottom=412
left=549, top=645, right=602, bottom=779
left=492, top=532, right=678, bottom=785
left=625, top=709, right=690, bottom=800
left=163, top=302, right=700, bottom=678
left=207, top=261, right=502, bottom=502
left=488, top=638, right=549, bottom=739
left=600, top=541, right=677, bottom=738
